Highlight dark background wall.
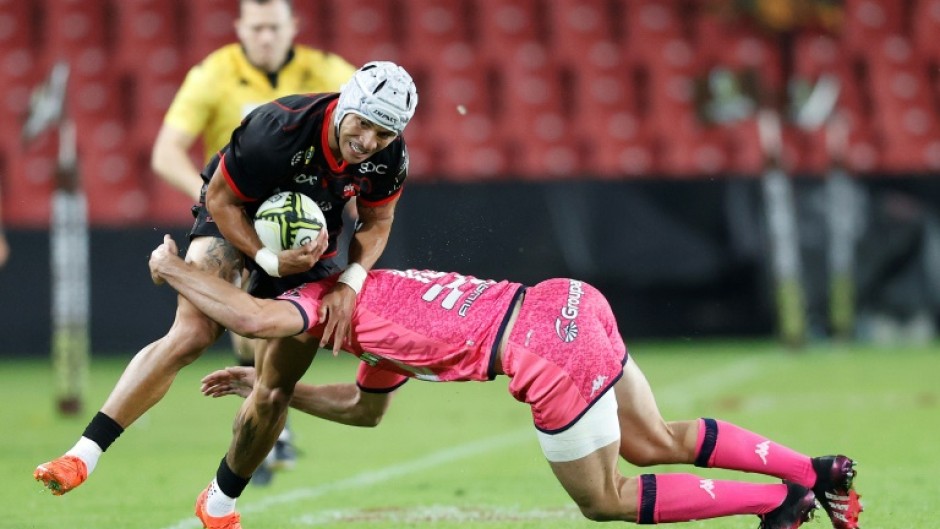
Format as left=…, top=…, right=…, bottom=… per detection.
left=3, top=177, right=938, bottom=357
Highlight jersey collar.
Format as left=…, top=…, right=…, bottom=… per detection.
left=323, top=99, right=348, bottom=173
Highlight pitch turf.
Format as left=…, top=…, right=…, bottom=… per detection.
left=4, top=341, right=937, bottom=528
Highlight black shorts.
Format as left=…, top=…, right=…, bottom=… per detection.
left=190, top=200, right=341, bottom=299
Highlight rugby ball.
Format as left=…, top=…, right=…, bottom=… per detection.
left=254, top=191, right=326, bottom=252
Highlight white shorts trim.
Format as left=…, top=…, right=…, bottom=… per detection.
left=535, top=389, right=620, bottom=462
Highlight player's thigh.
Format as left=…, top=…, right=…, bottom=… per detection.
left=184, top=235, right=245, bottom=283
left=613, top=357, right=680, bottom=460
left=616, top=359, right=702, bottom=464
left=166, top=237, right=245, bottom=342
left=258, top=335, right=318, bottom=389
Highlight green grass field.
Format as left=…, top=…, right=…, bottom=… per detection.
left=4, top=341, right=938, bottom=529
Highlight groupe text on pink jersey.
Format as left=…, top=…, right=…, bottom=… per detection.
left=279, top=269, right=525, bottom=388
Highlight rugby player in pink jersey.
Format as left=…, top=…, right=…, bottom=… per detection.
left=148, top=234, right=862, bottom=529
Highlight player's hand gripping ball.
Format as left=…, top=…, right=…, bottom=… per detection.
left=254, top=191, right=326, bottom=252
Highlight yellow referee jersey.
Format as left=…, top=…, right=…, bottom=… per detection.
left=163, top=43, right=356, bottom=162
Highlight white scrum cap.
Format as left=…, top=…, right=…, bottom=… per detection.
left=334, top=61, right=418, bottom=136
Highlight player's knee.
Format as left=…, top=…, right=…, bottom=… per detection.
left=621, top=445, right=664, bottom=467
left=254, top=384, right=292, bottom=416
left=268, top=386, right=293, bottom=409
left=163, top=315, right=222, bottom=364
left=576, top=498, right=628, bottom=522
left=621, top=426, right=690, bottom=466
left=571, top=475, right=632, bottom=522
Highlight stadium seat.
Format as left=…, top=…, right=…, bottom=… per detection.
left=584, top=114, right=657, bottom=179
left=0, top=48, right=42, bottom=152
left=492, top=64, right=568, bottom=142
left=3, top=137, right=58, bottom=227
left=841, top=0, right=908, bottom=58
left=474, top=0, right=548, bottom=69
left=912, top=0, right=940, bottom=62
left=143, top=158, right=196, bottom=227
left=41, top=0, right=110, bottom=60
left=724, top=119, right=767, bottom=176
left=546, top=0, right=616, bottom=68
left=81, top=150, right=150, bottom=225
left=325, top=0, right=404, bottom=66
left=621, top=0, right=687, bottom=63
left=657, top=124, right=730, bottom=178
left=401, top=0, right=473, bottom=65
left=565, top=40, right=638, bottom=171
left=694, top=15, right=785, bottom=95
left=129, top=66, right=187, bottom=153
left=0, top=1, right=37, bottom=49
left=801, top=109, right=879, bottom=174
left=865, top=37, right=938, bottom=157
left=181, top=0, right=238, bottom=67
left=445, top=113, right=512, bottom=180
left=640, top=40, right=699, bottom=139
left=423, top=58, right=494, bottom=120
left=510, top=113, right=583, bottom=180
left=792, top=31, right=844, bottom=79
left=113, top=0, right=182, bottom=70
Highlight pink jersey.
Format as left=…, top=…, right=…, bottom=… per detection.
left=280, top=269, right=525, bottom=388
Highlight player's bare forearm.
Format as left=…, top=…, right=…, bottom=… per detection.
left=201, top=366, right=390, bottom=427
left=149, top=235, right=304, bottom=338
left=289, top=382, right=390, bottom=427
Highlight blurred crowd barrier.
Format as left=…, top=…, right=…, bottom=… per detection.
left=1, top=0, right=940, bottom=227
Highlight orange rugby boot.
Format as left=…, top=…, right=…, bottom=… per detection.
left=195, top=485, right=243, bottom=529
left=34, top=455, right=88, bottom=495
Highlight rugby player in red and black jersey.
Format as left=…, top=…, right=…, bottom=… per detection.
left=34, top=61, right=419, bottom=499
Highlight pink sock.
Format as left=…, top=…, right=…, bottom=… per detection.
left=694, top=418, right=816, bottom=488
left=636, top=473, right=787, bottom=523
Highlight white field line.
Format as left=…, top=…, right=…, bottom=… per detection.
left=293, top=504, right=584, bottom=525
left=159, top=355, right=768, bottom=529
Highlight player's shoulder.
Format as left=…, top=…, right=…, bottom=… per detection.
left=242, top=93, right=336, bottom=141
left=262, top=92, right=338, bottom=119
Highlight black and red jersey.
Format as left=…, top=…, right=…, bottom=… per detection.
left=200, top=92, right=408, bottom=256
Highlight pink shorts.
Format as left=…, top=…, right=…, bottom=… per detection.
left=502, top=278, right=628, bottom=433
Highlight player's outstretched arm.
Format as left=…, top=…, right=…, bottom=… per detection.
left=149, top=234, right=306, bottom=338
left=201, top=366, right=392, bottom=427
left=319, top=196, right=399, bottom=354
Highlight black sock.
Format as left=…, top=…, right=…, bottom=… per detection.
left=638, top=474, right=657, bottom=524
left=81, top=412, right=124, bottom=452
left=215, top=456, right=251, bottom=498
left=693, top=417, right=718, bottom=468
